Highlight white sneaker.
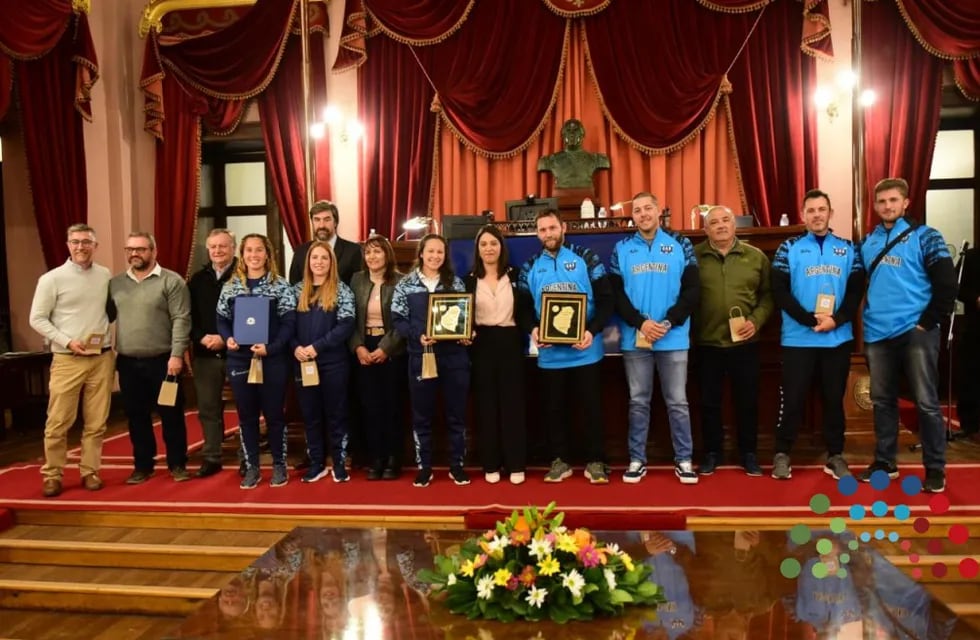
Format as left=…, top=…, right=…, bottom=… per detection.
left=623, top=461, right=647, bottom=484
left=509, top=472, right=525, bottom=485
left=485, top=471, right=501, bottom=484
left=674, top=460, right=699, bottom=485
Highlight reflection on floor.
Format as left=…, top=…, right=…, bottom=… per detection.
left=164, top=526, right=977, bottom=640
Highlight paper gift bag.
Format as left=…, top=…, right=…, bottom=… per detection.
left=247, top=356, right=264, bottom=384
left=421, top=346, right=438, bottom=379
left=83, top=332, right=105, bottom=355
left=815, top=293, right=836, bottom=314
left=157, top=376, right=179, bottom=406
left=729, top=306, right=747, bottom=343
left=300, top=361, right=320, bottom=387
left=635, top=330, right=652, bottom=349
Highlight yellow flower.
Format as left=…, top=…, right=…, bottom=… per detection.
left=493, top=568, right=512, bottom=586
left=621, top=552, right=634, bottom=572
left=555, top=532, right=578, bottom=554
left=461, top=558, right=476, bottom=577
left=538, top=555, right=560, bottom=576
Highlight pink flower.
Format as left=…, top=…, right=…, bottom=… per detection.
left=578, top=544, right=601, bottom=568
left=506, top=575, right=520, bottom=591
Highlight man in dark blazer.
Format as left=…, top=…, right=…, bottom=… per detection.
left=288, top=200, right=362, bottom=285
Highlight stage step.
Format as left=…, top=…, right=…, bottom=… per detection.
left=0, top=538, right=268, bottom=571
left=0, top=578, right=215, bottom=615
left=1, top=609, right=183, bottom=640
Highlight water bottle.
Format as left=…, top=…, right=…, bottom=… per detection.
left=368, top=228, right=377, bottom=238
left=779, top=213, right=790, bottom=227
left=580, top=198, right=595, bottom=219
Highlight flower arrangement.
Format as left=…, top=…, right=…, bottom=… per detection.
left=418, top=503, right=663, bottom=623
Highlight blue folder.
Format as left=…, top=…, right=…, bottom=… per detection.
left=233, top=296, right=270, bottom=345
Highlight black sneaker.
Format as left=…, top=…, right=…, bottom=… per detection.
left=698, top=452, right=719, bottom=476
left=413, top=468, right=433, bottom=488
left=449, top=465, right=470, bottom=486
left=741, top=453, right=762, bottom=477
left=859, top=460, right=899, bottom=483
left=126, top=469, right=155, bottom=485
left=924, top=468, right=946, bottom=493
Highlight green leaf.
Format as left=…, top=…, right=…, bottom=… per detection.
left=609, top=588, right=634, bottom=604
left=416, top=568, right=444, bottom=585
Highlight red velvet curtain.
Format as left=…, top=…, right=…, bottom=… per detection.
left=895, top=0, right=980, bottom=58
left=258, top=35, right=311, bottom=249
left=861, top=0, right=945, bottom=232
left=345, top=0, right=822, bottom=234
left=0, top=2, right=97, bottom=268
left=358, top=34, right=436, bottom=239
left=141, top=0, right=330, bottom=275
left=585, top=2, right=752, bottom=153
left=728, top=0, right=818, bottom=226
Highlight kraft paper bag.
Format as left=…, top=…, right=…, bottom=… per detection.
left=634, top=331, right=652, bottom=350
left=83, top=333, right=105, bottom=355
left=301, top=361, right=320, bottom=387
left=157, top=376, right=179, bottom=407
left=815, top=293, right=836, bottom=314
left=421, top=346, right=438, bottom=379
left=729, top=306, right=747, bottom=343
left=247, top=357, right=264, bottom=384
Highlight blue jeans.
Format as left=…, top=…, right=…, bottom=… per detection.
left=865, top=327, right=945, bottom=470
left=623, top=350, right=693, bottom=463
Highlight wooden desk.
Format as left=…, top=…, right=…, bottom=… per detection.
left=167, top=526, right=976, bottom=639
left=0, top=352, right=51, bottom=438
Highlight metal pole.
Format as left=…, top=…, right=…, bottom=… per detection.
left=851, top=0, right=865, bottom=241
left=299, top=0, right=315, bottom=213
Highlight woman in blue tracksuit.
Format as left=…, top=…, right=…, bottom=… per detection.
left=292, top=241, right=355, bottom=483
left=216, top=234, right=296, bottom=490
left=391, top=233, right=470, bottom=488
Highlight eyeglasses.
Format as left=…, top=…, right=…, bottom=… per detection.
left=124, top=247, right=151, bottom=254
left=68, top=239, right=94, bottom=247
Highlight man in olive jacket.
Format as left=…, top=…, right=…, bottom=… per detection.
left=693, top=206, right=774, bottom=478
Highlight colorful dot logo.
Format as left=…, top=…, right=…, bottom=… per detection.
left=780, top=469, right=973, bottom=582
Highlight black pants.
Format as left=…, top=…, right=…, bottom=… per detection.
left=697, top=343, right=759, bottom=457
left=356, top=335, right=406, bottom=466
left=116, top=353, right=187, bottom=472
left=774, top=342, right=852, bottom=456
left=295, top=357, right=349, bottom=469
left=540, top=361, right=604, bottom=463
left=956, top=327, right=980, bottom=435
left=227, top=356, right=288, bottom=470
left=471, top=325, right=526, bottom=474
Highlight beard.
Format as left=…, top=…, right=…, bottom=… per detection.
left=314, top=229, right=333, bottom=242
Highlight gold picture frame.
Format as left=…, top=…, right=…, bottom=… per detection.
left=539, top=292, right=587, bottom=344
left=426, top=293, right=474, bottom=341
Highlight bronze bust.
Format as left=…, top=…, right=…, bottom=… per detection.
left=537, top=119, right=611, bottom=190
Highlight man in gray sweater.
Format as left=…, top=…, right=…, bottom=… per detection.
left=29, top=223, right=115, bottom=498
left=109, top=231, right=192, bottom=484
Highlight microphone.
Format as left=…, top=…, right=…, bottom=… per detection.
left=962, top=240, right=970, bottom=254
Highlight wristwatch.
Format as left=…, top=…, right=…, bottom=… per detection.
left=662, top=320, right=672, bottom=330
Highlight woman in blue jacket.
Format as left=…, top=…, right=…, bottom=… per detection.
left=216, top=234, right=296, bottom=490
left=293, top=241, right=355, bottom=483
left=391, top=234, right=470, bottom=488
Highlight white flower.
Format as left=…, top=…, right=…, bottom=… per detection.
left=604, top=542, right=621, bottom=555
left=476, top=575, right=496, bottom=600
left=604, top=568, right=617, bottom=591
left=485, top=533, right=510, bottom=555
left=525, top=585, right=548, bottom=608
left=528, top=537, right=553, bottom=559
left=447, top=573, right=457, bottom=586
left=562, top=569, right=585, bottom=599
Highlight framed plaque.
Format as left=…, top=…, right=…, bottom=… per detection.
left=426, top=293, right=474, bottom=341
left=539, top=292, right=587, bottom=344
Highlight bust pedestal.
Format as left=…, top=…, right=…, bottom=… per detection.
left=554, top=186, right=597, bottom=222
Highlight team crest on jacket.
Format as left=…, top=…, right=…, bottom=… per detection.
left=660, top=245, right=674, bottom=254
left=833, top=247, right=847, bottom=256
left=564, top=262, right=578, bottom=271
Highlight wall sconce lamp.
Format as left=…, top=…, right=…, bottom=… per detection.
left=310, top=104, right=363, bottom=143
left=396, top=216, right=438, bottom=241
left=814, top=69, right=876, bottom=122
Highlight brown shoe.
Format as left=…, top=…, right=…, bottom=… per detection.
left=42, top=479, right=62, bottom=498
left=82, top=474, right=103, bottom=491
